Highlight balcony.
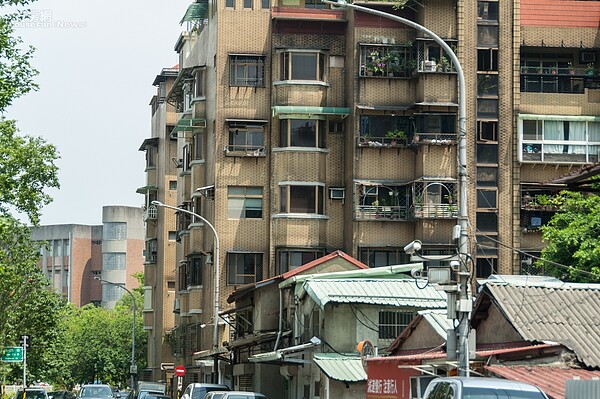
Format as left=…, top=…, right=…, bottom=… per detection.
left=520, top=66, right=587, bottom=93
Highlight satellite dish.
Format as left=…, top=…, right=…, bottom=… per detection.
left=357, top=340, right=375, bottom=370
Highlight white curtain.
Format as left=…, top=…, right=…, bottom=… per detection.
left=543, top=121, right=563, bottom=154
left=569, top=122, right=585, bottom=154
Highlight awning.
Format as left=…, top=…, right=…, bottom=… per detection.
left=136, top=185, right=158, bottom=194
left=313, top=353, right=366, bottom=383
left=225, top=118, right=269, bottom=124
left=272, top=106, right=350, bottom=118
left=180, top=1, right=208, bottom=24
left=172, top=117, right=207, bottom=132
left=414, top=101, right=458, bottom=107
left=356, top=104, right=413, bottom=112
left=138, top=137, right=159, bottom=151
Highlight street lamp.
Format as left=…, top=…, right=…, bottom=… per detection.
left=151, top=200, right=221, bottom=383
left=94, top=277, right=138, bottom=388
left=322, top=0, right=470, bottom=376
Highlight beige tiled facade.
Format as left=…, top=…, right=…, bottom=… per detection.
left=142, top=0, right=600, bottom=391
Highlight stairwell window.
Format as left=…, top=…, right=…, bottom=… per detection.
left=227, top=252, right=263, bottom=285
left=280, top=119, right=326, bottom=148
left=229, top=55, right=265, bottom=87
left=228, top=186, right=263, bottom=219
left=279, top=183, right=324, bottom=214
left=280, top=50, right=325, bottom=81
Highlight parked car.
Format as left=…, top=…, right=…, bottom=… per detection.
left=48, top=391, right=76, bottom=399
left=14, top=387, right=49, bottom=399
left=422, top=377, right=549, bottom=399
left=78, top=385, right=114, bottom=399
left=142, top=395, right=171, bottom=399
left=181, top=384, right=230, bottom=399
left=204, top=392, right=266, bottom=399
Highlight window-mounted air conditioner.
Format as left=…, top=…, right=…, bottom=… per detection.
left=329, top=187, right=346, bottom=200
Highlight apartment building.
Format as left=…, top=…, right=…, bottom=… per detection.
left=30, top=205, right=144, bottom=308
left=138, top=67, right=180, bottom=382
left=141, top=0, right=600, bottom=388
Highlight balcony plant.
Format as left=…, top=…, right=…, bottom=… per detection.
left=586, top=63, right=596, bottom=76
left=385, top=129, right=406, bottom=147
left=437, top=56, right=451, bottom=72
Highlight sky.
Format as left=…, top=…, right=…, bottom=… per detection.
left=7, top=0, right=191, bottom=225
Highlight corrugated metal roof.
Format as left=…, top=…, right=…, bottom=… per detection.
left=485, top=365, right=600, bottom=399
left=484, top=284, right=600, bottom=368
left=303, top=279, right=447, bottom=309
left=418, top=309, right=453, bottom=338
left=313, top=353, right=367, bottom=382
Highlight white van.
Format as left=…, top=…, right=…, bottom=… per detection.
left=203, top=391, right=266, bottom=399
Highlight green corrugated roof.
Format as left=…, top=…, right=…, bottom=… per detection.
left=272, top=106, right=351, bottom=118
left=180, top=1, right=208, bottom=24
left=302, top=279, right=447, bottom=310
left=313, top=353, right=366, bottom=382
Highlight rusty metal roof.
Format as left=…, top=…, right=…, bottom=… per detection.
left=479, top=284, right=600, bottom=368
left=486, top=365, right=600, bottom=399
left=302, top=279, right=447, bottom=310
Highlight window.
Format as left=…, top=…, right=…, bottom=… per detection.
left=227, top=252, right=263, bottom=285
left=477, top=167, right=498, bottom=186
left=103, top=253, right=126, bottom=270
left=102, top=284, right=123, bottom=302
left=379, top=310, right=415, bottom=339
left=193, top=132, right=203, bottom=160
left=477, top=1, right=498, bottom=22
left=146, top=144, right=156, bottom=168
left=168, top=231, right=177, bottom=241
left=476, top=212, right=498, bottom=232
left=261, top=0, right=269, bottom=8
left=169, top=180, right=177, bottom=190
left=477, top=74, right=498, bottom=97
left=478, top=121, right=498, bottom=142
left=280, top=51, right=325, bottom=81
left=235, top=307, right=254, bottom=337
left=305, top=0, right=327, bottom=9
left=194, top=69, right=204, bottom=97
left=243, top=0, right=252, bottom=8
left=477, top=189, right=497, bottom=209
left=477, top=99, right=498, bottom=119
left=280, top=119, right=326, bottom=148
left=476, top=257, right=496, bottom=278
left=520, top=117, right=600, bottom=163
left=228, top=186, right=263, bottom=219
left=477, top=25, right=498, bottom=47
left=359, top=248, right=408, bottom=268
left=145, top=239, right=158, bottom=263
left=227, top=121, right=265, bottom=152
left=280, top=184, right=324, bottom=214
left=187, top=254, right=203, bottom=286
left=277, top=247, right=326, bottom=274
left=416, top=40, right=457, bottom=73
left=226, top=0, right=234, bottom=7
left=177, top=202, right=192, bottom=233
left=104, top=222, right=126, bottom=240
left=230, top=55, right=265, bottom=87
left=476, top=143, right=498, bottom=165
left=477, top=49, right=498, bottom=71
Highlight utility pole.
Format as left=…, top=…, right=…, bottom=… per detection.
left=21, top=335, right=28, bottom=387
left=322, top=0, right=471, bottom=376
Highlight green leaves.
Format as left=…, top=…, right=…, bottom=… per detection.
left=538, top=191, right=600, bottom=282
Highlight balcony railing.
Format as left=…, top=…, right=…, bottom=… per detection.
left=224, top=145, right=266, bottom=157
left=520, top=66, right=588, bottom=93
left=411, top=203, right=458, bottom=219
left=355, top=205, right=408, bottom=221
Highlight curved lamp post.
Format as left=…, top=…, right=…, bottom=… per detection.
left=322, top=0, right=470, bottom=376
left=94, top=277, right=137, bottom=388
left=151, top=200, right=221, bottom=383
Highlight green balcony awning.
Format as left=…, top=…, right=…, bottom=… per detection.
left=272, top=106, right=351, bottom=119
left=173, top=117, right=207, bottom=132
left=180, top=1, right=208, bottom=24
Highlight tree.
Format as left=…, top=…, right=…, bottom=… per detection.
left=0, top=0, right=63, bottom=384
left=538, top=191, right=600, bottom=282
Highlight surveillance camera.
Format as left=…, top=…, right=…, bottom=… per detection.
left=410, top=268, right=423, bottom=279
left=404, top=240, right=422, bottom=255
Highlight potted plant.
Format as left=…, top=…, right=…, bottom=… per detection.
left=586, top=63, right=596, bottom=76
left=437, top=56, right=451, bottom=72
left=385, top=129, right=406, bottom=147
left=568, top=62, right=576, bottom=75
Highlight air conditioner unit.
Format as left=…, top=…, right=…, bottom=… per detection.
left=580, top=51, right=596, bottom=64
left=174, top=298, right=181, bottom=312
left=329, top=187, right=346, bottom=200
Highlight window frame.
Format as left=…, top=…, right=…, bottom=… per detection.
left=227, top=252, right=264, bottom=285
left=227, top=121, right=266, bottom=153
left=276, top=247, right=326, bottom=274
left=279, top=183, right=325, bottom=215
left=229, top=55, right=266, bottom=87
left=280, top=50, right=326, bottom=81
left=227, top=186, right=263, bottom=219
left=280, top=118, right=326, bottom=148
